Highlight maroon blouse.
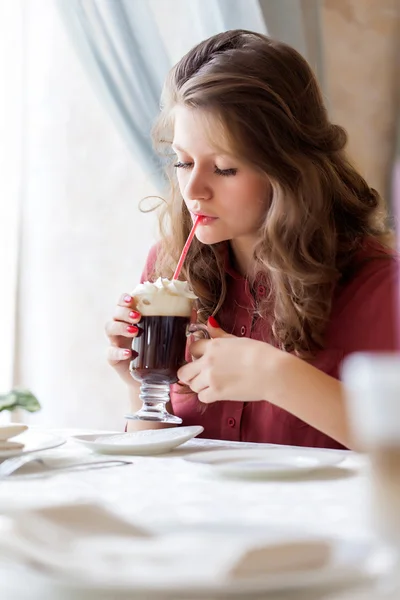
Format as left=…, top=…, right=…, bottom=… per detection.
left=140, top=239, right=397, bottom=449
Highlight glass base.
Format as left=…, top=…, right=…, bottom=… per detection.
left=125, top=407, right=182, bottom=425
left=127, top=379, right=182, bottom=424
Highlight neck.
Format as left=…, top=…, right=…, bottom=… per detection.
left=229, top=237, right=257, bottom=276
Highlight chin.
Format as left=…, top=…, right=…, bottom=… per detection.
left=195, top=231, right=230, bottom=245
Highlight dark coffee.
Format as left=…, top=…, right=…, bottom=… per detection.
left=131, top=315, right=189, bottom=385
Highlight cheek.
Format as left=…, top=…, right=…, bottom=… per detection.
left=176, top=173, right=186, bottom=195
left=175, top=166, right=194, bottom=189
left=245, top=182, right=269, bottom=219
left=228, top=195, right=264, bottom=220
left=227, top=196, right=267, bottom=232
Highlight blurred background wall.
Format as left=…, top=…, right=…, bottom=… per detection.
left=0, top=0, right=398, bottom=429
left=322, top=0, right=399, bottom=206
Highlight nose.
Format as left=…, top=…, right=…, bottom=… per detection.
left=184, top=168, right=212, bottom=203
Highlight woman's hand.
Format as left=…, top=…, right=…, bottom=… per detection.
left=177, top=320, right=284, bottom=404
left=105, top=293, right=141, bottom=386
left=178, top=320, right=350, bottom=447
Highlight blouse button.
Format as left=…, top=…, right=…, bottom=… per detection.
left=228, top=417, right=236, bottom=427
left=240, top=326, right=247, bottom=336
left=258, top=284, right=266, bottom=297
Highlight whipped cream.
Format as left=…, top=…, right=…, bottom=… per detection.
left=131, top=278, right=197, bottom=317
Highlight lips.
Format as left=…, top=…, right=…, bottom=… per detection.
left=191, top=212, right=218, bottom=224
left=199, top=216, right=217, bottom=226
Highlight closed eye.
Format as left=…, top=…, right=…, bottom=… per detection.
left=174, top=162, right=237, bottom=177
left=174, top=161, right=193, bottom=170
left=214, top=167, right=237, bottom=177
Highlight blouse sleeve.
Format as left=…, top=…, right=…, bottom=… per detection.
left=340, top=257, right=398, bottom=353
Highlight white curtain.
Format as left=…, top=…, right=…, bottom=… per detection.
left=56, top=0, right=170, bottom=186
left=0, top=0, right=25, bottom=422
left=13, top=0, right=159, bottom=430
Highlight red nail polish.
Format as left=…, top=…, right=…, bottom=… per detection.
left=123, top=295, right=132, bottom=303
left=129, top=311, right=140, bottom=320
left=127, top=325, right=138, bottom=334
left=208, top=316, right=220, bottom=328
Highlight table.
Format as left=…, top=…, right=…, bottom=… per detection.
left=0, top=430, right=378, bottom=599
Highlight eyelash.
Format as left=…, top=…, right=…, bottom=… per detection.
left=173, top=162, right=237, bottom=177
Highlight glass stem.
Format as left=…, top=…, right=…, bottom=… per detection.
left=139, top=382, right=170, bottom=416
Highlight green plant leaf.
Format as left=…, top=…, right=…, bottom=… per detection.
left=0, top=389, right=41, bottom=413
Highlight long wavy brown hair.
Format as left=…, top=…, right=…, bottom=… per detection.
left=149, top=29, right=392, bottom=358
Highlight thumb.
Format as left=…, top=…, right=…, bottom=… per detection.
left=207, top=316, right=235, bottom=338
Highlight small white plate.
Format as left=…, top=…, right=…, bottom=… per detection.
left=0, top=431, right=66, bottom=460
left=185, top=447, right=346, bottom=478
left=71, top=426, right=204, bottom=456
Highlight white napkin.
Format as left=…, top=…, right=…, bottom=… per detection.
left=0, top=501, right=331, bottom=589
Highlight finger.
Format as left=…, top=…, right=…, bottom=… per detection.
left=207, top=317, right=235, bottom=339
left=198, top=387, right=217, bottom=404
left=177, top=360, right=202, bottom=384
left=105, top=321, right=139, bottom=341
left=117, top=293, right=138, bottom=309
left=185, top=373, right=209, bottom=394
left=188, top=338, right=210, bottom=360
left=113, top=306, right=141, bottom=324
left=107, top=346, right=132, bottom=366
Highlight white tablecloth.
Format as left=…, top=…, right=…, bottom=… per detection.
left=0, top=430, right=378, bottom=599
left=0, top=431, right=367, bottom=537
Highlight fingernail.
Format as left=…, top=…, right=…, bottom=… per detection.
left=123, top=295, right=132, bottom=303
left=208, top=316, right=220, bottom=328
left=127, top=325, right=138, bottom=334
left=123, top=349, right=131, bottom=357
left=129, top=311, right=141, bottom=320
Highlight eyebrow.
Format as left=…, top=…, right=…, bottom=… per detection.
left=172, top=143, right=233, bottom=159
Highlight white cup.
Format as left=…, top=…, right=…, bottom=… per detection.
left=342, top=352, right=400, bottom=548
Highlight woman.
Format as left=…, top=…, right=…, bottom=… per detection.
left=106, top=30, right=396, bottom=450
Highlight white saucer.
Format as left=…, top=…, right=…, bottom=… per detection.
left=71, top=426, right=204, bottom=456
left=0, top=431, right=66, bottom=460
left=185, top=447, right=346, bottom=478
left=0, top=424, right=28, bottom=442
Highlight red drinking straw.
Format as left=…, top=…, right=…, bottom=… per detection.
left=173, top=215, right=201, bottom=280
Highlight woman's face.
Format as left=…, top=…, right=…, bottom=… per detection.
left=172, top=106, right=270, bottom=246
